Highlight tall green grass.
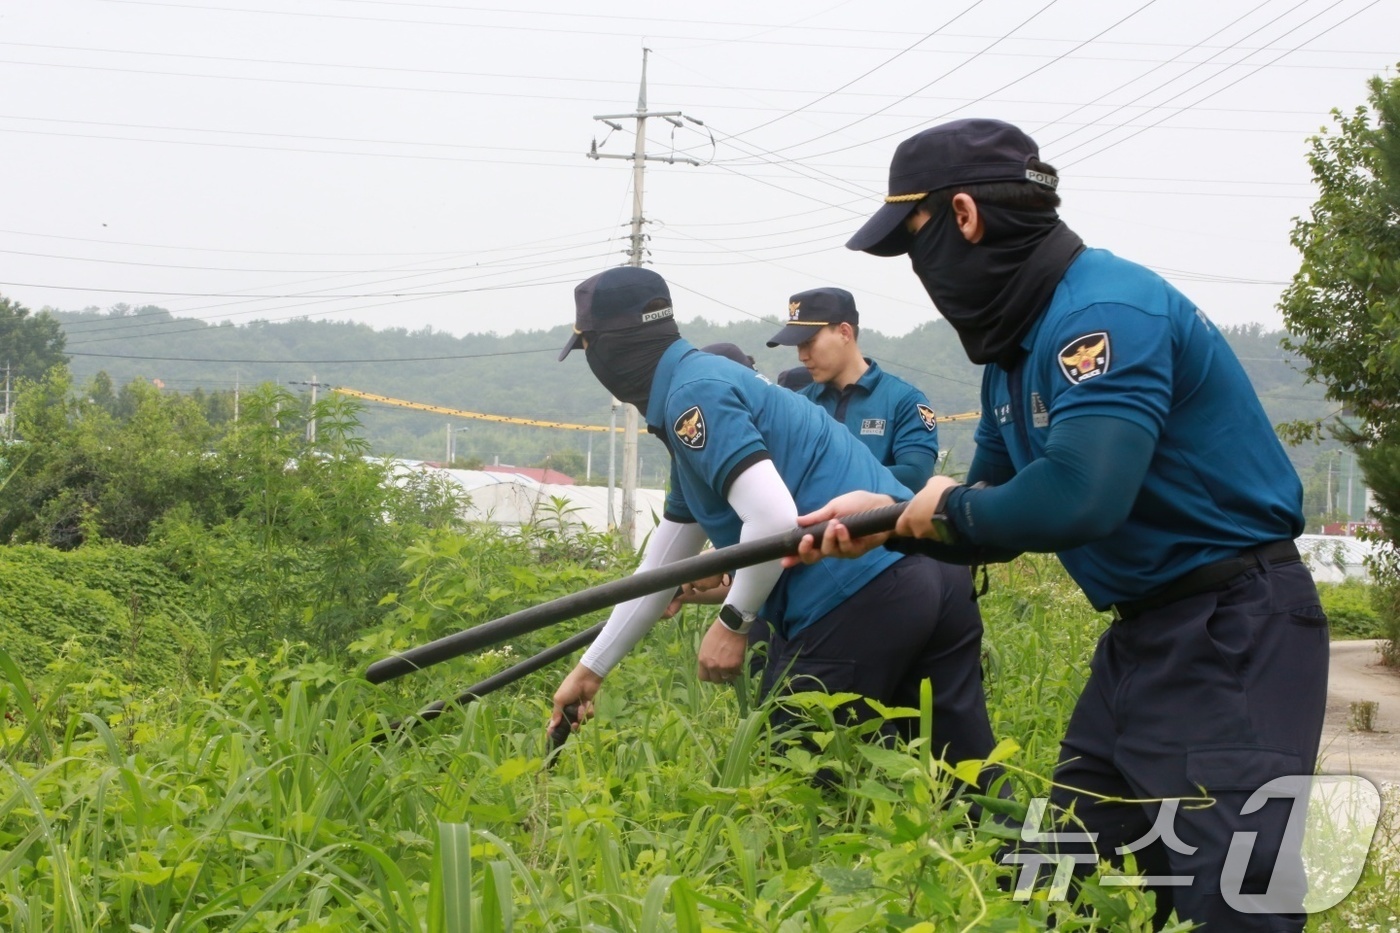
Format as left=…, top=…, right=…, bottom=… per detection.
left=1, top=556, right=1387, bottom=930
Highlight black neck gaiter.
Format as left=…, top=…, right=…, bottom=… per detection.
left=909, top=202, right=1084, bottom=370
left=584, top=324, right=681, bottom=411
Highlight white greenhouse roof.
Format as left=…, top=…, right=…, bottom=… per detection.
left=394, top=461, right=666, bottom=549
left=1296, top=534, right=1389, bottom=584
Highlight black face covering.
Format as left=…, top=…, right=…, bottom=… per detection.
left=584, top=323, right=681, bottom=411
left=909, top=201, right=1084, bottom=370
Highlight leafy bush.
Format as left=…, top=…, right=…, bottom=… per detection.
left=0, top=544, right=207, bottom=686
left=1371, top=548, right=1400, bottom=666
left=1316, top=580, right=1385, bottom=640
left=354, top=520, right=625, bottom=671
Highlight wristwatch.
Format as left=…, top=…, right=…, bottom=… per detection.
left=718, top=604, right=757, bottom=635
left=928, top=483, right=959, bottom=545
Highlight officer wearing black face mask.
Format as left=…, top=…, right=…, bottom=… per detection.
left=791, top=119, right=1324, bottom=932
left=551, top=266, right=999, bottom=788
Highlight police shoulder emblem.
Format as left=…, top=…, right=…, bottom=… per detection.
left=1057, top=332, right=1111, bottom=384
left=916, top=403, right=937, bottom=431
left=673, top=405, right=707, bottom=450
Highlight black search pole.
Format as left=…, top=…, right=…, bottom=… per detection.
left=366, top=501, right=908, bottom=685
left=382, top=621, right=603, bottom=731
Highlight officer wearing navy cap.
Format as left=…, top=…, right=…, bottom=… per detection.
left=549, top=265, right=998, bottom=775
left=793, top=119, right=1325, bottom=931
left=700, top=342, right=756, bottom=370
left=767, top=286, right=940, bottom=491
left=776, top=366, right=813, bottom=390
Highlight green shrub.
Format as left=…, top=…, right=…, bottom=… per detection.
left=1317, top=580, right=1386, bottom=640
left=0, top=543, right=208, bottom=686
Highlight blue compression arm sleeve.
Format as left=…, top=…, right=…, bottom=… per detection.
left=945, top=415, right=1155, bottom=552
left=965, top=446, right=1016, bottom=488
left=883, top=446, right=1022, bottom=565
left=888, top=450, right=937, bottom=492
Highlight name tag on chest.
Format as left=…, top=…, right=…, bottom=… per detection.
left=860, top=418, right=887, bottom=435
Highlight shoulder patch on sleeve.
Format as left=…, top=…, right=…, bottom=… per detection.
left=1057, top=331, right=1111, bottom=384
left=915, top=403, right=937, bottom=431
left=672, top=405, right=707, bottom=450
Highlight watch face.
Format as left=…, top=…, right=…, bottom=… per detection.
left=929, top=518, right=956, bottom=545
left=719, top=605, right=753, bottom=633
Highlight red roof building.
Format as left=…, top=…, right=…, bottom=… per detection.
left=484, top=464, right=576, bottom=485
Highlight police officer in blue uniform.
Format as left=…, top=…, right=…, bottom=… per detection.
left=775, top=366, right=813, bottom=390
left=548, top=265, right=996, bottom=770
left=794, top=119, right=1327, bottom=931
left=767, top=287, right=940, bottom=492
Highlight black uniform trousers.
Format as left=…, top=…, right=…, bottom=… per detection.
left=1046, top=557, right=1328, bottom=931
left=759, top=554, right=996, bottom=769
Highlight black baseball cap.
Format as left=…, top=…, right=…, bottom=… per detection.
left=846, top=118, right=1058, bottom=257
left=765, top=287, right=859, bottom=347
left=701, top=342, right=756, bottom=370
left=776, top=366, right=814, bottom=390
left=558, top=266, right=674, bottom=360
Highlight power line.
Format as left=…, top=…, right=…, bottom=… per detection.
left=58, top=270, right=600, bottom=346
left=1057, top=0, right=1379, bottom=167
left=64, top=347, right=557, bottom=365
left=0, top=238, right=612, bottom=277
left=0, top=223, right=618, bottom=258
left=2, top=273, right=595, bottom=301
left=1032, top=0, right=1283, bottom=148
left=84, top=0, right=1396, bottom=62
left=712, top=0, right=1149, bottom=163
left=6, top=39, right=1383, bottom=104
left=710, top=0, right=990, bottom=142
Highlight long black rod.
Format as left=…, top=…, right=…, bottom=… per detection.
left=366, top=500, right=907, bottom=684
left=376, top=620, right=605, bottom=738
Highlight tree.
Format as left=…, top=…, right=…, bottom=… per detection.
left=0, top=369, right=225, bottom=547
left=536, top=448, right=587, bottom=480
left=1279, top=68, right=1400, bottom=660
left=0, top=294, right=68, bottom=383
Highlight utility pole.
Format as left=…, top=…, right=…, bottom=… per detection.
left=1326, top=451, right=1334, bottom=518
left=607, top=398, right=618, bottom=528
left=1346, top=450, right=1355, bottom=522
left=288, top=376, right=330, bottom=442
left=588, top=47, right=702, bottom=547
left=446, top=424, right=469, bottom=465
left=3, top=361, right=10, bottom=441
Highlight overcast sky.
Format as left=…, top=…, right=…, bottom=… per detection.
left=4, top=0, right=1397, bottom=354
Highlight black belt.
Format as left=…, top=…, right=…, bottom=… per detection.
left=1111, top=540, right=1301, bottom=621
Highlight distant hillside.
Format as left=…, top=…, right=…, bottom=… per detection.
left=51, top=306, right=1338, bottom=485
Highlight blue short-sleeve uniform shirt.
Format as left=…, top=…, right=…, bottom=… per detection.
left=648, top=340, right=911, bottom=637
left=973, top=248, right=1304, bottom=607
left=799, top=360, right=940, bottom=468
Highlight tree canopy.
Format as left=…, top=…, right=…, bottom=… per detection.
left=1279, top=70, right=1400, bottom=449
left=1279, top=68, right=1400, bottom=657
left=0, top=294, right=68, bottom=386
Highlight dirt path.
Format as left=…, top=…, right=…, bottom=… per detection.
left=1318, top=639, right=1400, bottom=786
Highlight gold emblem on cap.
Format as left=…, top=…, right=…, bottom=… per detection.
left=788, top=301, right=801, bottom=321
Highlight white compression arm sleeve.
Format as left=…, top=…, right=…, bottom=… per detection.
left=723, top=459, right=798, bottom=617
left=579, top=518, right=708, bottom=677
